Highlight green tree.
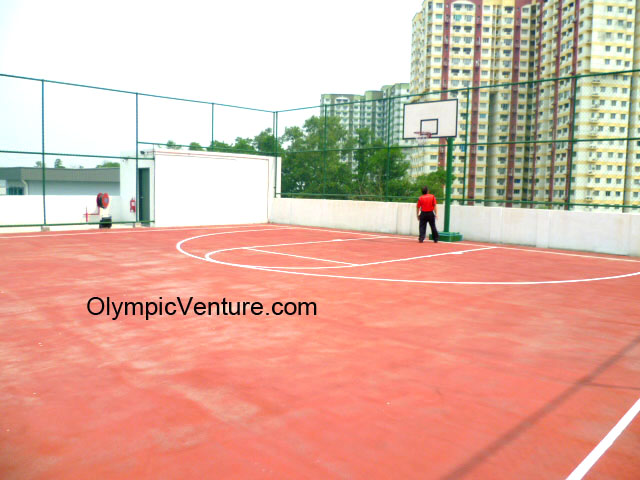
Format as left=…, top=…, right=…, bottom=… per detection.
left=253, top=128, right=278, bottom=155
left=413, top=167, right=449, bottom=201
left=97, top=161, right=120, bottom=168
left=188, top=142, right=204, bottom=151
left=230, top=137, right=255, bottom=153
left=35, top=160, right=42, bottom=167
left=206, top=140, right=232, bottom=152
left=54, top=158, right=65, bottom=168
left=351, top=128, right=411, bottom=201
left=278, top=116, right=415, bottom=201
left=166, top=140, right=181, bottom=150
left=280, top=116, right=353, bottom=197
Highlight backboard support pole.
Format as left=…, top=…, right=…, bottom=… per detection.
left=433, top=137, right=463, bottom=242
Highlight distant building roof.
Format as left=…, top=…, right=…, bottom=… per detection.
left=0, top=167, right=120, bottom=183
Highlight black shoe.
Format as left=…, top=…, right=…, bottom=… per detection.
left=419, top=239, right=424, bottom=243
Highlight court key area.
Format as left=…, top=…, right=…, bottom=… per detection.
left=1, top=224, right=639, bottom=479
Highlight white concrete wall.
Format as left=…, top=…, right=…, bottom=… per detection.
left=153, top=149, right=276, bottom=227
left=0, top=195, right=127, bottom=226
left=0, top=195, right=45, bottom=225
left=0, top=151, right=279, bottom=229
left=270, top=198, right=640, bottom=257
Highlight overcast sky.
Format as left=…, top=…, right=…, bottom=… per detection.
left=0, top=0, right=419, bottom=158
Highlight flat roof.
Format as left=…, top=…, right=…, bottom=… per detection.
left=0, top=167, right=120, bottom=183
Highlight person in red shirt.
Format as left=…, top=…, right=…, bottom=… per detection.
left=416, top=186, right=439, bottom=243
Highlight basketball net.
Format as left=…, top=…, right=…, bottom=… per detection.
left=415, top=131, right=432, bottom=146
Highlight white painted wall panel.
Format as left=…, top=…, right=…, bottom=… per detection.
left=153, top=149, right=272, bottom=227
left=270, top=198, right=640, bottom=257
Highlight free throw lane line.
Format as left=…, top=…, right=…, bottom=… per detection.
left=246, top=248, right=357, bottom=266
left=209, top=243, right=494, bottom=270
left=177, top=230, right=640, bottom=284
left=566, top=397, right=640, bottom=480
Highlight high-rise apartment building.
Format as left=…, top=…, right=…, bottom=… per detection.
left=410, top=0, right=640, bottom=209
left=321, top=83, right=410, bottom=146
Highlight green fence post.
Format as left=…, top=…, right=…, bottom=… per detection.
left=41, top=79, right=47, bottom=226
left=438, top=137, right=463, bottom=242
left=565, top=75, right=578, bottom=211
left=385, top=97, right=392, bottom=201
left=211, top=103, right=215, bottom=147
left=135, top=92, right=139, bottom=224
left=323, top=105, right=327, bottom=195
left=463, top=87, right=470, bottom=205
left=274, top=111, right=279, bottom=198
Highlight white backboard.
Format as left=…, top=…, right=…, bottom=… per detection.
left=403, top=99, right=458, bottom=139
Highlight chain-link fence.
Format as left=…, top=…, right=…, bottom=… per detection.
left=276, top=69, right=640, bottom=212
left=2, top=69, right=639, bottom=228
left=0, top=73, right=274, bottom=227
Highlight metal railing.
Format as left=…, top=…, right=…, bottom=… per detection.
left=1, top=69, right=639, bottom=228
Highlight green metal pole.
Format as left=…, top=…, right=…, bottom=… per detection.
left=211, top=103, right=215, bottom=151
left=565, top=75, right=579, bottom=210
left=385, top=97, right=392, bottom=201
left=438, top=137, right=462, bottom=241
left=41, top=80, right=46, bottom=225
left=274, top=111, right=279, bottom=198
left=463, top=88, right=470, bottom=203
left=323, top=105, right=327, bottom=195
left=135, top=93, right=139, bottom=223
left=444, top=137, right=454, bottom=232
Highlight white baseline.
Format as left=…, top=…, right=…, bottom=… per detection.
left=566, top=397, right=640, bottom=480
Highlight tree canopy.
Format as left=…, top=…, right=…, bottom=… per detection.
left=97, top=161, right=120, bottom=168
left=163, top=115, right=453, bottom=203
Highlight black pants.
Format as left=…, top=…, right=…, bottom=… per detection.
left=419, top=211, right=438, bottom=242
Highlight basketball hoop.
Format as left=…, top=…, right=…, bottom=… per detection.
left=415, top=131, right=432, bottom=146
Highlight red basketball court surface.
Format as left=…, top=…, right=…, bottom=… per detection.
left=1, top=224, right=639, bottom=479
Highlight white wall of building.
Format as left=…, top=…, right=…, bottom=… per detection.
left=0, top=150, right=281, bottom=230
left=0, top=195, right=125, bottom=226
left=23, top=181, right=120, bottom=196
left=270, top=197, right=640, bottom=257
left=0, top=195, right=45, bottom=225
left=153, top=149, right=277, bottom=227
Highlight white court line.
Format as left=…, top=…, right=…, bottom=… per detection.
left=247, top=248, right=357, bottom=265
left=175, top=227, right=301, bottom=263
left=494, top=245, right=640, bottom=264
left=566, top=397, right=640, bottom=480
left=243, top=235, right=392, bottom=250
left=354, top=246, right=497, bottom=267
left=0, top=224, right=292, bottom=240
left=216, top=245, right=496, bottom=270
left=176, top=229, right=640, bottom=284
left=280, top=225, right=640, bottom=264
left=211, top=235, right=417, bottom=270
